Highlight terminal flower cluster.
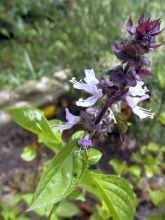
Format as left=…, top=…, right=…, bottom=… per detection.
left=54, top=14, right=163, bottom=148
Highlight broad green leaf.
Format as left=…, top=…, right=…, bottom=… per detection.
left=128, top=165, right=141, bottom=178
left=147, top=143, right=159, bottom=152
left=148, top=188, right=165, bottom=207
left=132, top=153, right=143, bottom=163
left=145, top=165, right=154, bottom=178
left=140, top=146, right=147, bottom=155
left=158, top=111, right=165, bottom=126
left=50, top=214, right=58, bottom=220
left=38, top=135, right=64, bottom=152
left=38, top=119, right=65, bottom=152
left=21, top=194, right=34, bottom=206
left=55, top=201, right=79, bottom=217
left=87, top=148, right=102, bottom=165
left=21, top=146, right=37, bottom=161
left=69, top=190, right=86, bottom=201
left=22, top=193, right=53, bottom=217
left=7, top=107, right=61, bottom=142
left=146, top=155, right=158, bottom=166
left=109, top=159, right=128, bottom=175
left=97, top=201, right=112, bottom=220
left=80, top=170, right=135, bottom=220
left=28, top=140, right=87, bottom=211
left=161, top=146, right=165, bottom=153
left=7, top=107, right=63, bottom=152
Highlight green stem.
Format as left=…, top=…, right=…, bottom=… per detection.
left=48, top=204, right=57, bottom=220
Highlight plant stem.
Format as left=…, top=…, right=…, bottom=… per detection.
left=89, top=99, right=112, bottom=139
left=94, top=99, right=112, bottom=125
left=48, top=204, right=57, bottom=220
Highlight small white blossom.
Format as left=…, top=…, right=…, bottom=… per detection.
left=126, top=80, right=155, bottom=119
left=70, top=69, right=103, bottom=107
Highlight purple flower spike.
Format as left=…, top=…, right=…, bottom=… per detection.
left=70, top=69, right=103, bottom=107
left=78, top=135, right=92, bottom=148
left=53, top=108, right=80, bottom=131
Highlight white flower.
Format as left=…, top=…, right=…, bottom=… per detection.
left=126, top=80, right=155, bottom=119
left=53, top=108, right=80, bottom=131
left=70, top=69, right=103, bottom=107
left=131, top=106, right=155, bottom=119
left=128, top=81, right=149, bottom=96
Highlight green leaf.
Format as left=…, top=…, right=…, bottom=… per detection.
left=148, top=188, right=165, bottom=207
left=80, top=170, right=135, bottom=220
left=158, top=111, right=165, bottom=126
left=7, top=107, right=60, bottom=141
left=38, top=135, right=64, bottom=152
left=109, top=159, right=128, bottom=175
left=97, top=201, right=111, bottom=220
left=147, top=143, right=159, bottom=152
left=115, top=112, right=128, bottom=136
left=7, top=107, right=63, bottom=152
left=22, top=193, right=53, bottom=217
left=87, top=148, right=102, bottom=165
left=55, top=201, right=79, bottom=217
left=71, top=131, right=85, bottom=140
left=28, top=140, right=88, bottom=211
left=21, top=146, right=37, bottom=161
left=68, top=190, right=86, bottom=201
left=157, top=70, right=165, bottom=88
left=145, top=165, right=154, bottom=178
left=132, top=153, right=143, bottom=163
left=49, top=214, right=58, bottom=220
left=146, top=213, right=165, bottom=220
left=89, top=213, right=102, bottom=220
left=128, top=165, right=141, bottom=178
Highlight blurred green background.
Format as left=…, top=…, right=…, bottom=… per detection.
left=0, top=0, right=165, bottom=144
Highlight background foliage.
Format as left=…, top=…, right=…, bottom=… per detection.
left=0, top=0, right=164, bottom=89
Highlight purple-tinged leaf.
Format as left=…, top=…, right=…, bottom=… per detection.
left=139, top=69, right=152, bottom=77
left=127, top=17, right=136, bottom=35
left=138, top=14, right=145, bottom=25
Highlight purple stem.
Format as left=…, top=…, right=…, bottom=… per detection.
left=89, top=98, right=112, bottom=139
left=94, top=99, right=112, bottom=125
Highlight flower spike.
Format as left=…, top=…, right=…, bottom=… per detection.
left=53, top=14, right=161, bottom=145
